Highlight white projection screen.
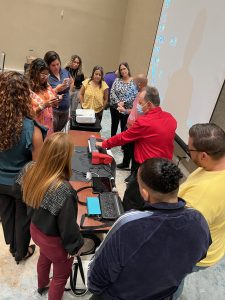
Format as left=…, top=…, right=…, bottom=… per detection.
left=147, top=0, right=225, bottom=144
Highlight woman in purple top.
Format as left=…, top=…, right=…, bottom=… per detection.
left=104, top=70, right=118, bottom=107
left=44, top=51, right=72, bottom=132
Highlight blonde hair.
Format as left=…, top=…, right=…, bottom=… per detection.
left=22, top=132, right=74, bottom=209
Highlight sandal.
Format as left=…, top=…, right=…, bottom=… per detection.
left=15, top=244, right=36, bottom=264
left=37, top=282, right=69, bottom=295
left=38, top=280, right=51, bottom=295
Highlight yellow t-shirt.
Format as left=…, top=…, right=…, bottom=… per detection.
left=179, top=167, right=225, bottom=267
left=82, top=79, right=108, bottom=113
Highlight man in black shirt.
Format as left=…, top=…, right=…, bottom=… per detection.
left=88, top=158, right=211, bottom=300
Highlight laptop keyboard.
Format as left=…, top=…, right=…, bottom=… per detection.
left=99, top=192, right=124, bottom=220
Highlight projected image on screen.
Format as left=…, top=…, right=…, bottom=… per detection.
left=147, top=0, right=225, bottom=143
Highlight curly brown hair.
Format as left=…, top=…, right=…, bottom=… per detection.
left=28, top=58, right=49, bottom=93
left=0, top=71, right=34, bottom=151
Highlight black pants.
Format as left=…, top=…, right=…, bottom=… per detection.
left=121, top=141, right=136, bottom=170
left=0, top=184, right=31, bottom=259
left=123, top=166, right=145, bottom=211
left=110, top=106, right=129, bottom=137
left=96, top=110, right=103, bottom=123
left=53, top=109, right=69, bottom=132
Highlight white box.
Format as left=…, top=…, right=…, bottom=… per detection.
left=76, top=109, right=96, bottom=124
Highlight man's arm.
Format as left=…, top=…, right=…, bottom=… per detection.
left=87, top=226, right=123, bottom=295
left=88, top=211, right=151, bottom=295
left=101, top=119, right=144, bottom=149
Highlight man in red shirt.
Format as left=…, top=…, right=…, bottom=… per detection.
left=96, top=86, right=177, bottom=210
left=117, top=74, right=147, bottom=176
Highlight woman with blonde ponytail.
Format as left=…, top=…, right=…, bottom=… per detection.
left=18, top=132, right=83, bottom=300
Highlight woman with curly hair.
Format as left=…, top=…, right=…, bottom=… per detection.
left=28, top=58, right=60, bottom=136
left=65, top=54, right=84, bottom=112
left=0, top=71, right=45, bottom=264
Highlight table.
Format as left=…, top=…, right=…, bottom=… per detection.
left=69, top=130, right=111, bottom=233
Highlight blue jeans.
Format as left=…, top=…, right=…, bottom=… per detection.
left=172, top=265, right=208, bottom=299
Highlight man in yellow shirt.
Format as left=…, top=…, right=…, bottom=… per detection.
left=174, top=123, right=225, bottom=299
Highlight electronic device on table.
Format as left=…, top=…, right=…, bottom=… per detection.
left=92, top=177, right=112, bottom=193
left=76, top=109, right=96, bottom=124
left=87, top=197, right=101, bottom=216
left=86, top=192, right=123, bottom=220
left=88, top=136, right=113, bottom=165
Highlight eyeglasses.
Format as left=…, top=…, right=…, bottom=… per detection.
left=186, top=148, right=200, bottom=155
left=40, top=73, right=49, bottom=78
left=187, top=148, right=223, bottom=156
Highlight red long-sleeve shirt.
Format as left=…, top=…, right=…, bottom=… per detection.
left=102, top=107, right=177, bottom=163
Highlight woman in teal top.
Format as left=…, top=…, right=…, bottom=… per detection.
left=0, top=71, right=45, bottom=264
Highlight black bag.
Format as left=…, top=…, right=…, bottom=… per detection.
left=69, top=234, right=101, bottom=296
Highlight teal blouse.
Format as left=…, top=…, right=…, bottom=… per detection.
left=0, top=118, right=46, bottom=186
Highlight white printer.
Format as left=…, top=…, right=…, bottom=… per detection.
left=76, top=109, right=96, bottom=124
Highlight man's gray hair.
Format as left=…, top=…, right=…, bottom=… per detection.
left=144, top=86, right=160, bottom=106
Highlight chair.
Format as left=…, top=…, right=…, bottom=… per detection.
left=0, top=51, right=6, bottom=72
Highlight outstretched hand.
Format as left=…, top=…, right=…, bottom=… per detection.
left=96, top=141, right=103, bottom=148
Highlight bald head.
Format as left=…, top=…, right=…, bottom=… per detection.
left=134, top=74, right=148, bottom=91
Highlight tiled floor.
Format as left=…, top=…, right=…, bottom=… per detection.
left=0, top=109, right=225, bottom=299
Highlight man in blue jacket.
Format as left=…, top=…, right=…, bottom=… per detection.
left=87, top=158, right=211, bottom=300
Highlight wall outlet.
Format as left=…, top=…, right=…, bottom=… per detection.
left=185, top=156, right=190, bottom=162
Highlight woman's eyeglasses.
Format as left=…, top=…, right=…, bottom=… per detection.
left=40, top=73, right=49, bottom=78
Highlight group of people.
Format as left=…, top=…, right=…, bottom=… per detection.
left=0, top=52, right=225, bottom=300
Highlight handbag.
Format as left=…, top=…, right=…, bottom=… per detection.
left=69, top=234, right=101, bottom=296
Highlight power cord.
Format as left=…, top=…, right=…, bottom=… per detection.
left=76, top=186, right=93, bottom=205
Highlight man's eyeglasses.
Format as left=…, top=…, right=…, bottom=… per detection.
left=187, top=148, right=223, bottom=156
left=187, top=148, right=200, bottom=154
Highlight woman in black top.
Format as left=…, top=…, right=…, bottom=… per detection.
left=18, top=132, right=83, bottom=300
left=65, top=54, right=84, bottom=112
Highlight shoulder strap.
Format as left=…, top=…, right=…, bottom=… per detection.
left=70, top=256, right=88, bottom=296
